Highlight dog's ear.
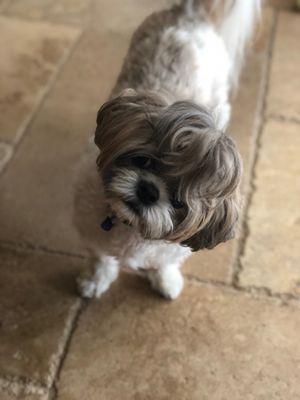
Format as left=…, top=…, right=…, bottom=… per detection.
left=94, top=90, right=165, bottom=169
left=182, top=196, right=240, bottom=252
left=95, top=89, right=138, bottom=151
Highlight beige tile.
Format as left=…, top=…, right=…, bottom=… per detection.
left=0, top=16, right=79, bottom=144
left=0, top=387, right=46, bottom=400
left=4, top=0, right=169, bottom=26
left=5, top=0, right=91, bottom=25
left=0, top=2, right=170, bottom=254
left=3, top=396, right=45, bottom=400
left=268, top=0, right=295, bottom=8
left=184, top=241, right=235, bottom=283
left=0, top=27, right=126, bottom=253
left=0, top=394, right=42, bottom=400
left=0, top=246, right=86, bottom=386
left=184, top=9, right=273, bottom=282
left=240, top=120, right=300, bottom=294
left=56, top=274, right=300, bottom=400
left=0, top=143, right=12, bottom=173
left=90, top=0, right=170, bottom=30
left=267, top=11, right=300, bottom=120
left=0, top=0, right=10, bottom=12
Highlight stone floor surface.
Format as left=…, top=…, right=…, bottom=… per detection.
left=0, top=1, right=299, bottom=399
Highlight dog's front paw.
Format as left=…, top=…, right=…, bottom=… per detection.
left=77, top=259, right=119, bottom=299
left=77, top=276, right=106, bottom=299
left=147, top=267, right=184, bottom=300
left=159, top=272, right=184, bottom=300
left=77, top=276, right=97, bottom=298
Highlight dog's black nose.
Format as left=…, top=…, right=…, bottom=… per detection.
left=136, top=180, right=159, bottom=205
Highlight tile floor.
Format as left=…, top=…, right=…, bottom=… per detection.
left=0, top=1, right=299, bottom=399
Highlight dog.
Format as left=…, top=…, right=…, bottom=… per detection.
left=74, top=0, right=261, bottom=300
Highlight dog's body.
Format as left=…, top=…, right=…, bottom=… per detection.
left=74, top=126, right=193, bottom=299
left=74, top=0, right=261, bottom=299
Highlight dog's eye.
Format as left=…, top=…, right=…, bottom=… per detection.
left=132, top=156, right=152, bottom=169
left=171, top=199, right=185, bottom=209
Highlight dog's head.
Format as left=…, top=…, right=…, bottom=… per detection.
left=95, top=89, right=242, bottom=251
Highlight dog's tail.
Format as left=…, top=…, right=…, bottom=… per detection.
left=181, top=0, right=261, bottom=83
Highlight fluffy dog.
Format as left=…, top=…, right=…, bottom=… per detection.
left=74, top=0, right=261, bottom=299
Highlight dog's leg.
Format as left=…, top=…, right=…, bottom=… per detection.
left=77, top=254, right=120, bottom=298
left=147, top=264, right=184, bottom=300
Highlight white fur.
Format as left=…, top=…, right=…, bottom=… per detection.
left=183, top=0, right=261, bottom=84
left=219, top=0, right=261, bottom=83
left=78, top=255, right=119, bottom=298
left=147, top=24, right=232, bottom=128
left=147, top=265, right=184, bottom=300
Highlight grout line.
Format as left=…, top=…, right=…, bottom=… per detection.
left=0, top=27, right=84, bottom=180
left=231, top=8, right=279, bottom=287
left=3, top=230, right=299, bottom=307
left=267, top=113, right=300, bottom=125
left=1, top=0, right=96, bottom=29
left=0, top=142, right=13, bottom=175
left=0, top=12, right=82, bottom=29
left=0, top=239, right=90, bottom=261
left=272, top=3, right=299, bottom=12
left=48, top=388, right=57, bottom=400
left=47, top=299, right=87, bottom=399
left=1, top=0, right=95, bottom=29
left=185, top=274, right=300, bottom=306
left=0, top=303, right=88, bottom=399
left=185, top=273, right=233, bottom=290
left=13, top=29, right=82, bottom=148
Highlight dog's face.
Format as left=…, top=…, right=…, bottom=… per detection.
left=95, top=90, right=242, bottom=251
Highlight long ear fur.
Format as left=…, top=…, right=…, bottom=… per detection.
left=94, top=90, right=166, bottom=169
left=182, top=195, right=240, bottom=251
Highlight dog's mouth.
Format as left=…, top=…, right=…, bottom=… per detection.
left=108, top=200, right=138, bottom=228
left=109, top=198, right=171, bottom=240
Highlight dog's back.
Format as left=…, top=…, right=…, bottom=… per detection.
left=183, top=1, right=261, bottom=80
left=112, top=0, right=260, bottom=128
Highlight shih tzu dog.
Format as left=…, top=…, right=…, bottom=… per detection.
left=74, top=0, right=261, bottom=299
